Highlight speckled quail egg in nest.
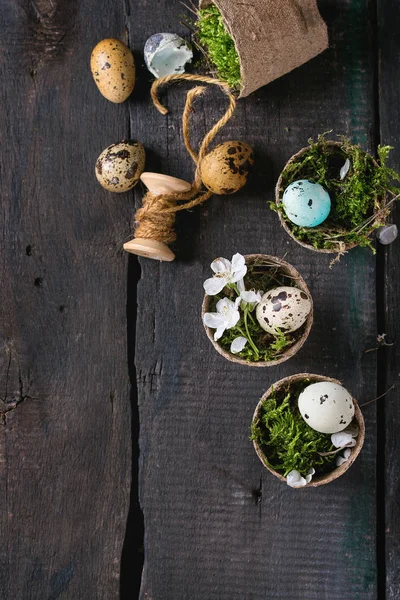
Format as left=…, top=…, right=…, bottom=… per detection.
left=255, top=286, right=311, bottom=334
left=282, top=179, right=331, bottom=227
left=298, top=382, right=355, bottom=434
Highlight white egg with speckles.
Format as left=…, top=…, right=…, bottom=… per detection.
left=255, top=286, right=311, bottom=334
left=144, top=33, right=192, bottom=78
left=298, top=382, right=355, bottom=434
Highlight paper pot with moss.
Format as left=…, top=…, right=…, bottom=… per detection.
left=251, top=373, right=365, bottom=488
left=197, top=1, right=328, bottom=97
left=274, top=134, right=400, bottom=258
left=201, top=253, right=313, bottom=367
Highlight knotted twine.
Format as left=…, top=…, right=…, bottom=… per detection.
left=133, top=73, right=236, bottom=245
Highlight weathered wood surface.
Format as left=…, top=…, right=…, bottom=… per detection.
left=135, top=1, right=379, bottom=599
left=0, top=0, right=398, bottom=598
left=378, top=1, right=400, bottom=599
left=0, top=1, right=135, bottom=599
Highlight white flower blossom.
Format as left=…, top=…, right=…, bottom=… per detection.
left=230, top=336, right=248, bottom=354
left=203, top=298, right=240, bottom=341
left=336, top=447, right=352, bottom=467
left=236, top=278, right=263, bottom=311
left=203, top=253, right=247, bottom=296
left=287, top=467, right=315, bottom=488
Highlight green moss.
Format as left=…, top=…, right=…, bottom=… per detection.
left=251, top=381, right=336, bottom=478
left=196, top=5, right=241, bottom=89
left=210, top=258, right=306, bottom=362
left=275, top=133, right=400, bottom=253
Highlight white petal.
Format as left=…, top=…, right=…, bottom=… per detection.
left=203, top=276, right=227, bottom=296
left=286, top=470, right=307, bottom=488
left=343, top=448, right=352, bottom=459
left=216, top=297, right=236, bottom=314
left=214, top=325, right=226, bottom=341
left=226, top=309, right=240, bottom=329
left=230, top=265, right=247, bottom=283
left=230, top=337, right=248, bottom=354
left=235, top=296, right=242, bottom=310
left=340, top=158, right=351, bottom=180
left=203, top=312, right=225, bottom=329
left=237, top=278, right=245, bottom=292
left=231, top=253, right=245, bottom=272
left=210, top=257, right=231, bottom=274
left=305, top=468, right=315, bottom=484
left=241, top=290, right=260, bottom=304
left=331, top=431, right=354, bottom=449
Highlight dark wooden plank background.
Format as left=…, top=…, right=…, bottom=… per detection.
left=0, top=0, right=398, bottom=599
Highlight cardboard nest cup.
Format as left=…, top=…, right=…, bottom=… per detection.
left=201, top=254, right=313, bottom=367
left=252, top=373, right=365, bottom=488
left=275, top=141, right=386, bottom=254
left=199, top=0, right=328, bottom=98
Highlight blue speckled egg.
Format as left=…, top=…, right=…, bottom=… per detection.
left=282, top=180, right=331, bottom=227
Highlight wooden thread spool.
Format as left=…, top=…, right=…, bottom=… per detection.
left=123, top=173, right=191, bottom=261
left=123, top=74, right=238, bottom=262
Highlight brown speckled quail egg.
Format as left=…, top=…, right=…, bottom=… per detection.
left=90, top=38, right=135, bottom=103
left=298, top=382, right=355, bottom=434
left=255, top=286, right=311, bottom=334
left=200, top=141, right=254, bottom=195
left=95, top=141, right=145, bottom=192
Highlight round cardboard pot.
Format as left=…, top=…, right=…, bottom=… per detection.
left=199, top=0, right=328, bottom=98
left=252, top=373, right=365, bottom=488
left=201, top=254, right=313, bottom=367
left=275, top=141, right=386, bottom=254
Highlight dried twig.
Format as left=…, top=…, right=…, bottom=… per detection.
left=318, top=442, right=354, bottom=457
left=360, top=384, right=395, bottom=408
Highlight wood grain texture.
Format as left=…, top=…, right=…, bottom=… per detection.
left=377, top=1, right=400, bottom=598
left=2, top=0, right=399, bottom=597
left=0, top=1, right=134, bottom=598
left=133, top=1, right=379, bottom=599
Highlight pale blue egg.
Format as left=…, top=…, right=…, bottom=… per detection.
left=144, top=33, right=192, bottom=78
left=282, top=180, right=331, bottom=227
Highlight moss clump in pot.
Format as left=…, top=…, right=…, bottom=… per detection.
left=196, top=5, right=241, bottom=89
left=274, top=133, right=400, bottom=255
left=251, top=382, right=335, bottom=477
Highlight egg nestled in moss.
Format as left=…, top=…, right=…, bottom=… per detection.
left=298, top=382, right=355, bottom=434
left=255, top=286, right=311, bottom=334
left=200, top=141, right=254, bottom=195
left=282, top=180, right=331, bottom=227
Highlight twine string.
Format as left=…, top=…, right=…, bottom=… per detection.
left=134, top=74, right=237, bottom=244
